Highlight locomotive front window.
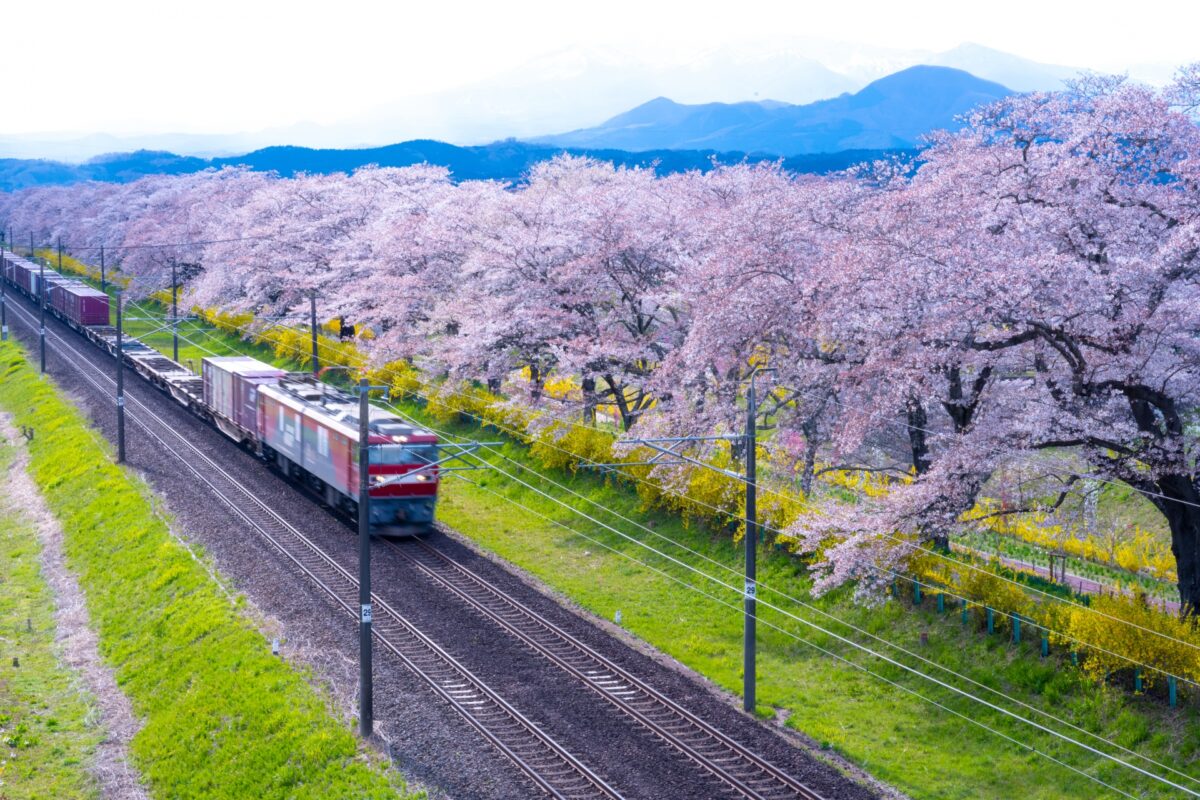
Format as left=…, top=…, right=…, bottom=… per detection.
left=369, top=444, right=438, bottom=465
left=369, top=445, right=406, bottom=465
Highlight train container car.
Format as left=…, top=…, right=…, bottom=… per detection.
left=202, top=356, right=285, bottom=442
left=232, top=370, right=284, bottom=434
left=0, top=257, right=441, bottom=533
left=49, top=281, right=110, bottom=327
left=258, top=376, right=438, bottom=533
left=11, top=260, right=37, bottom=295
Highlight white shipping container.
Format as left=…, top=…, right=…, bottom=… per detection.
left=202, top=356, right=279, bottom=422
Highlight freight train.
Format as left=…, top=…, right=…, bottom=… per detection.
left=0, top=251, right=439, bottom=534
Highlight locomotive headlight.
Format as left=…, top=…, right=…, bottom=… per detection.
left=391, top=435, right=409, bottom=442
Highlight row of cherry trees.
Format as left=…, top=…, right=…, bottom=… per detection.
left=5, top=70, right=1200, bottom=614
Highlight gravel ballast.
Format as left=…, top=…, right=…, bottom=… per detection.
left=5, top=293, right=886, bottom=800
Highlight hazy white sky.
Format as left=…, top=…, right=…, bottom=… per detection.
left=4, top=0, right=1196, bottom=135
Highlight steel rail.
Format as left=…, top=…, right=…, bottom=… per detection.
left=3, top=296, right=623, bottom=800
left=387, top=535, right=825, bottom=800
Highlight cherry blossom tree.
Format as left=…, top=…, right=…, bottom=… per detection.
left=788, top=71, right=1200, bottom=615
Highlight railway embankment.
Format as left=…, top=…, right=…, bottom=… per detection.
left=0, top=422, right=121, bottom=799
left=0, top=340, right=414, bottom=800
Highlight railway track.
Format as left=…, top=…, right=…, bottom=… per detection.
left=9, top=290, right=825, bottom=799
left=389, top=537, right=823, bottom=800
left=5, top=298, right=622, bottom=800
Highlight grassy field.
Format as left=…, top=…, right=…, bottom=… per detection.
left=0, top=443, right=103, bottom=800
left=25, top=265, right=1200, bottom=799
left=409, top=412, right=1200, bottom=800
left=0, top=340, right=416, bottom=800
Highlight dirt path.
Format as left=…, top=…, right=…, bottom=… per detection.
left=1, top=416, right=151, bottom=800
left=953, top=542, right=1181, bottom=614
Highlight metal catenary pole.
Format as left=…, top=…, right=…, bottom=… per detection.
left=38, top=254, right=46, bottom=374
left=1, top=248, right=7, bottom=342
left=171, top=260, right=179, bottom=363
left=743, top=374, right=758, bottom=712
left=100, top=245, right=106, bottom=293
left=586, top=366, right=774, bottom=715
left=310, top=292, right=319, bottom=376
left=358, top=377, right=373, bottom=737
left=115, top=289, right=126, bottom=463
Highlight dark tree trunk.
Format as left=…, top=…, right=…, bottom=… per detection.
left=1154, top=474, right=1200, bottom=618
left=486, top=377, right=501, bottom=395
left=606, top=374, right=635, bottom=431
left=529, top=364, right=543, bottom=404
left=906, top=398, right=947, bottom=551
left=582, top=376, right=597, bottom=424
left=906, top=399, right=933, bottom=476
left=800, top=416, right=818, bottom=497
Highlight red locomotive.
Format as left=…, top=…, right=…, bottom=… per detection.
left=0, top=249, right=439, bottom=536
left=203, top=358, right=439, bottom=533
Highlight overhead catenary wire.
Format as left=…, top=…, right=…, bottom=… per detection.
left=37, top=241, right=1198, bottom=657
left=37, top=235, right=276, bottom=253
left=133, top=300, right=1200, bottom=672
left=51, top=260, right=1200, bottom=675
left=375, top=396, right=1197, bottom=798
left=403, top=375, right=1200, bottom=658
left=436, top=462, right=1152, bottom=798
left=417, top=420, right=1200, bottom=789
left=13, top=247, right=1195, bottom=795
left=126, top=304, right=1200, bottom=698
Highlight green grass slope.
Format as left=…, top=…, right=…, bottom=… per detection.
left=0, top=442, right=102, bottom=799
left=0, top=340, right=414, bottom=800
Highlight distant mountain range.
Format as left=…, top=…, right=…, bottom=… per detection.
left=0, top=41, right=1106, bottom=162
left=0, top=140, right=915, bottom=191
left=0, top=64, right=1034, bottom=190
left=534, top=66, right=1012, bottom=153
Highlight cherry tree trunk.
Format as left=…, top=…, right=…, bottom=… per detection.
left=582, top=376, right=596, bottom=424
left=1157, top=474, right=1200, bottom=619
left=528, top=364, right=544, bottom=404
left=906, top=399, right=947, bottom=552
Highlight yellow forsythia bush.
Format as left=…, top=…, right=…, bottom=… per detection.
left=916, top=553, right=1034, bottom=626
left=1046, top=593, right=1200, bottom=685
left=530, top=421, right=615, bottom=473
left=976, top=498, right=1177, bottom=582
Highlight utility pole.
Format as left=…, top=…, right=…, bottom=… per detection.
left=171, top=260, right=179, bottom=363
left=358, top=377, right=373, bottom=738
left=743, top=369, right=760, bottom=712
left=28, top=232, right=33, bottom=259
left=38, top=255, right=46, bottom=374
left=310, top=292, right=319, bottom=376
left=57, top=236, right=62, bottom=274
left=1, top=248, right=7, bottom=342
left=742, top=366, right=774, bottom=712
left=100, top=245, right=106, bottom=293
left=115, top=289, right=126, bottom=463
left=590, top=365, right=774, bottom=715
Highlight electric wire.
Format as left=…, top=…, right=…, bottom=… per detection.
left=5, top=246, right=1196, bottom=796
left=20, top=242, right=1200, bottom=661
left=443, top=468, right=1147, bottom=800
left=416, top=375, right=1200, bottom=656
left=376, top=398, right=1195, bottom=798
left=128, top=299, right=1200, bottom=677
